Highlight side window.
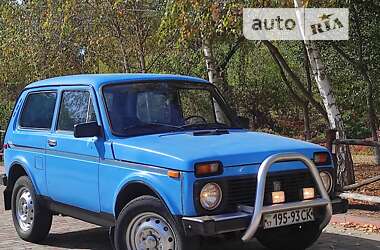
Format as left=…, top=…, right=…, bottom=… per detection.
left=19, top=92, right=57, bottom=129
left=57, top=90, right=96, bottom=132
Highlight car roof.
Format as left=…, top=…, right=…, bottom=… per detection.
left=25, top=73, right=209, bottom=89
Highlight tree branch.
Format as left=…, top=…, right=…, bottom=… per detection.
left=218, top=36, right=245, bottom=71
left=268, top=47, right=307, bottom=106
left=263, top=41, right=329, bottom=122
left=343, top=175, right=380, bottom=191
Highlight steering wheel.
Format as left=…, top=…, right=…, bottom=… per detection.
left=184, top=115, right=207, bottom=125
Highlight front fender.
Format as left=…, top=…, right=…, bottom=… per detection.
left=112, top=171, right=183, bottom=216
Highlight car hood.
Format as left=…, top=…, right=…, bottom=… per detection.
left=111, top=130, right=328, bottom=171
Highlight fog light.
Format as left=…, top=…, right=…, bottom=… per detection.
left=271, top=191, right=285, bottom=204
left=303, top=187, right=315, bottom=200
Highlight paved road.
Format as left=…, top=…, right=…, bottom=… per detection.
left=1, top=185, right=379, bottom=250
left=0, top=162, right=379, bottom=250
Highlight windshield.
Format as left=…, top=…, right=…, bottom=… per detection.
left=103, top=82, right=238, bottom=136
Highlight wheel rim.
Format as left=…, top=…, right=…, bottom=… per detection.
left=16, top=187, right=34, bottom=232
left=126, top=212, right=176, bottom=250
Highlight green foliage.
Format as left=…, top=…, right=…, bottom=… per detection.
left=0, top=0, right=379, bottom=140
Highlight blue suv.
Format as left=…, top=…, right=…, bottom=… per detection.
left=1, top=74, right=347, bottom=250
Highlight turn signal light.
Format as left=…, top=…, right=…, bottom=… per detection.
left=313, top=152, right=331, bottom=165
left=271, top=191, right=285, bottom=204
left=303, top=187, right=315, bottom=200
left=167, top=170, right=181, bottom=179
left=195, top=162, right=223, bottom=177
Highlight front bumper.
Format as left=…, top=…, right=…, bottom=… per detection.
left=182, top=197, right=347, bottom=237
left=183, top=152, right=344, bottom=242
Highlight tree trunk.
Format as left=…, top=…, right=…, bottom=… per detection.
left=306, top=42, right=354, bottom=186
left=120, top=45, right=129, bottom=73
left=302, top=43, right=312, bottom=141
left=303, top=102, right=311, bottom=140
left=294, top=1, right=354, bottom=186
left=202, top=38, right=224, bottom=121
left=362, top=76, right=380, bottom=163
left=363, top=71, right=380, bottom=164
left=338, top=192, right=380, bottom=204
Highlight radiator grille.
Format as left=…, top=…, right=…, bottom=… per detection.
left=225, top=171, right=317, bottom=208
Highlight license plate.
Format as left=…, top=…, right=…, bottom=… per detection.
left=263, top=207, right=314, bottom=229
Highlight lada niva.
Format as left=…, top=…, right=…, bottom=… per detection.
left=0, top=74, right=347, bottom=250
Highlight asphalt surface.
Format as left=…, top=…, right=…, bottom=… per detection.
left=0, top=166, right=379, bottom=249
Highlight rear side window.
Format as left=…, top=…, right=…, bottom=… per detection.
left=57, top=90, right=96, bottom=131
left=19, top=92, right=57, bottom=129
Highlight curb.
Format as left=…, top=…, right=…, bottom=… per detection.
left=331, top=214, right=380, bottom=228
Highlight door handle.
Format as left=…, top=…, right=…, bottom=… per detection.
left=48, top=139, right=57, bottom=147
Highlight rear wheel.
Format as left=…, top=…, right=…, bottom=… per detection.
left=256, top=222, right=322, bottom=250
left=11, top=176, right=52, bottom=243
left=114, top=195, right=199, bottom=250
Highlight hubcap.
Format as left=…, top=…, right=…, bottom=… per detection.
left=126, top=212, right=176, bottom=250
left=16, top=187, right=34, bottom=231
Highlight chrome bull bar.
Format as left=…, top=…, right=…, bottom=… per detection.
left=241, top=153, right=332, bottom=242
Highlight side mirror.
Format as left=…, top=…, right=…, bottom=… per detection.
left=74, top=122, right=101, bottom=138
left=238, top=116, right=250, bottom=129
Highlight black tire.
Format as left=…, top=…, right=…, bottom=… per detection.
left=256, top=222, right=322, bottom=250
left=11, top=176, right=52, bottom=243
left=114, top=195, right=199, bottom=250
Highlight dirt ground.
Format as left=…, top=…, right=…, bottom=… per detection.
left=348, top=155, right=380, bottom=209
left=352, top=156, right=380, bottom=195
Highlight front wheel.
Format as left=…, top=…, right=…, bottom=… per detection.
left=256, top=222, right=322, bottom=250
left=114, top=195, right=199, bottom=250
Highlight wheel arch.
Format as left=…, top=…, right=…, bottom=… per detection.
left=114, top=180, right=176, bottom=218
left=4, top=161, right=35, bottom=210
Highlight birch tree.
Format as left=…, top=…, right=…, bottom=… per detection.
left=294, top=0, right=354, bottom=186
left=160, top=1, right=242, bottom=91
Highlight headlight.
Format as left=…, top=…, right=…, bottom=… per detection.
left=319, top=171, right=333, bottom=193
left=199, top=183, right=222, bottom=210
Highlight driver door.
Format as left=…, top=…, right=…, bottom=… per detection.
left=45, top=87, right=101, bottom=212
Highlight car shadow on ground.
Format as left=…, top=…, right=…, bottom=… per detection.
left=38, top=227, right=380, bottom=250
left=41, top=227, right=111, bottom=250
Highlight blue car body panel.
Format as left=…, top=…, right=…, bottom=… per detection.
left=3, top=74, right=333, bottom=220
left=44, top=86, right=103, bottom=212
left=111, top=131, right=327, bottom=171
left=98, top=159, right=183, bottom=215
left=4, top=89, right=51, bottom=196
